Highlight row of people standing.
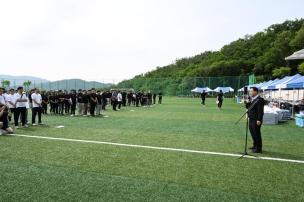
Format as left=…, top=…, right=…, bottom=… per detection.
left=0, top=87, right=164, bottom=133
left=111, top=91, right=163, bottom=111
left=0, top=87, right=43, bottom=132
left=45, top=90, right=163, bottom=116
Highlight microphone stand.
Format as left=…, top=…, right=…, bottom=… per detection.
left=235, top=97, right=260, bottom=158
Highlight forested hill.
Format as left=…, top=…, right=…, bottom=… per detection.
left=118, top=19, right=304, bottom=90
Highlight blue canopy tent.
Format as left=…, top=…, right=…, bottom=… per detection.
left=238, top=81, right=269, bottom=92
left=258, top=80, right=278, bottom=90
left=275, top=74, right=303, bottom=89
left=246, top=83, right=260, bottom=89
left=286, top=76, right=304, bottom=89
left=261, top=76, right=291, bottom=90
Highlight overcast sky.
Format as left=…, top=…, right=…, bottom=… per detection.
left=0, top=0, right=303, bottom=83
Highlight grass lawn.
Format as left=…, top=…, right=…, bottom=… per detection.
left=0, top=97, right=303, bottom=201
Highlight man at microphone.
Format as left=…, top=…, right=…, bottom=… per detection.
left=246, top=87, right=264, bottom=153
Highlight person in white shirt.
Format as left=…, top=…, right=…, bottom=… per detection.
left=4, top=90, right=9, bottom=103
left=6, top=89, right=16, bottom=122
left=14, top=87, right=28, bottom=128
left=0, top=88, right=6, bottom=105
left=31, top=88, right=43, bottom=125
left=117, top=91, right=122, bottom=110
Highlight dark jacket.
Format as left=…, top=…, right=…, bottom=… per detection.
left=246, top=96, right=264, bottom=121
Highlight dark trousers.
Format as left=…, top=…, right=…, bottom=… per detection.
left=90, top=104, right=96, bottom=116
left=32, top=107, right=42, bottom=124
left=118, top=101, right=122, bottom=109
left=42, top=103, right=47, bottom=114
left=59, top=103, right=64, bottom=115
left=158, top=98, right=162, bottom=104
left=50, top=103, right=55, bottom=114
left=71, top=104, right=76, bottom=115
left=218, top=100, right=223, bottom=108
left=0, top=113, right=9, bottom=130
left=102, top=101, right=107, bottom=110
left=14, top=107, right=26, bottom=126
left=54, top=104, right=59, bottom=114
left=112, top=100, right=117, bottom=111
left=65, top=103, right=70, bottom=114
left=201, top=99, right=205, bottom=105
left=8, top=108, right=15, bottom=122
left=249, top=119, right=262, bottom=150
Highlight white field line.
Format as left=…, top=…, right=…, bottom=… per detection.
left=12, top=134, right=304, bottom=164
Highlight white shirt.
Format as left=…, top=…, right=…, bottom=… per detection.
left=251, top=95, right=259, bottom=101
left=14, top=93, right=28, bottom=108
left=6, top=94, right=17, bottom=108
left=117, top=93, right=122, bottom=102
left=4, top=93, right=9, bottom=103
left=31, top=93, right=42, bottom=107
left=0, top=94, right=5, bottom=105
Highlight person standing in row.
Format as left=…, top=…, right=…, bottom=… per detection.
left=122, top=91, right=127, bottom=107
left=201, top=90, right=207, bottom=106
left=217, top=90, right=224, bottom=110
left=89, top=89, right=97, bottom=116
left=117, top=91, right=122, bottom=110
left=101, top=91, right=108, bottom=111
left=112, top=90, right=118, bottom=111
left=158, top=92, right=163, bottom=104
left=64, top=92, right=71, bottom=114
left=53, top=92, right=59, bottom=114
left=0, top=88, right=5, bottom=105
left=41, top=91, right=49, bottom=114
left=96, top=91, right=102, bottom=116
left=31, top=88, right=43, bottom=125
left=14, top=87, right=28, bottom=128
left=58, top=91, right=65, bottom=115
left=70, top=90, right=77, bottom=116
left=6, top=89, right=16, bottom=122
left=77, top=89, right=83, bottom=116
left=153, top=93, right=157, bottom=105
left=82, top=90, right=89, bottom=116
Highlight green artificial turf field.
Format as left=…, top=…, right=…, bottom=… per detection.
left=0, top=97, right=303, bottom=201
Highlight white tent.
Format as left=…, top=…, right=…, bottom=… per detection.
left=285, top=49, right=304, bottom=60
left=238, top=87, right=245, bottom=92
left=191, top=87, right=213, bottom=93
left=213, top=87, right=234, bottom=93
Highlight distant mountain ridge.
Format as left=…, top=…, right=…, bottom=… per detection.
left=0, top=75, right=112, bottom=90
left=0, top=75, right=49, bottom=83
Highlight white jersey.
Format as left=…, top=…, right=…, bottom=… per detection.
left=14, top=93, right=28, bottom=108
left=117, top=93, right=122, bottom=102
left=31, top=93, right=42, bottom=107
left=0, top=94, right=5, bottom=105
left=6, top=94, right=17, bottom=108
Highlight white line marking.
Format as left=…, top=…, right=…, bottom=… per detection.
left=12, top=134, right=304, bottom=164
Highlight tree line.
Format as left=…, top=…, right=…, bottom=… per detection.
left=117, top=19, right=304, bottom=95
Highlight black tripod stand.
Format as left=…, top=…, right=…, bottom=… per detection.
left=235, top=98, right=259, bottom=158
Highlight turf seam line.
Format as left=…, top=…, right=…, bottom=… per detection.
left=12, top=134, right=304, bottom=164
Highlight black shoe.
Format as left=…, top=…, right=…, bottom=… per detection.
left=252, top=148, right=262, bottom=153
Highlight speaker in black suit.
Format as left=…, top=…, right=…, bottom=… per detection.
left=246, top=87, right=264, bottom=153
